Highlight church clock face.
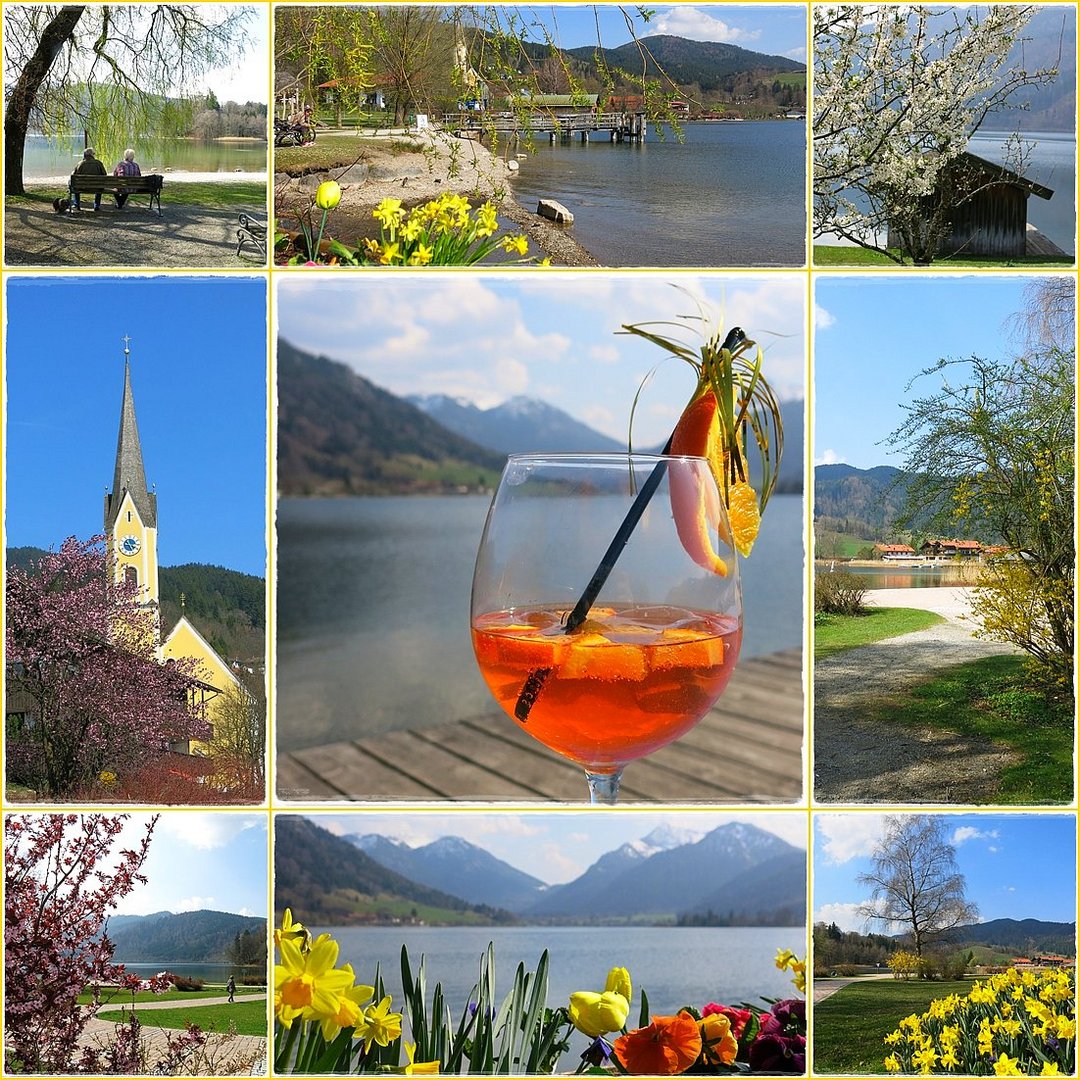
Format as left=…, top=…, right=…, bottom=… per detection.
left=119, top=535, right=142, bottom=557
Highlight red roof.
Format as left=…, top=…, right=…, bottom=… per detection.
left=875, top=543, right=915, bottom=554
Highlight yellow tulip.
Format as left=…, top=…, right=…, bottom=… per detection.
left=315, top=181, right=341, bottom=210
left=568, top=989, right=630, bottom=1037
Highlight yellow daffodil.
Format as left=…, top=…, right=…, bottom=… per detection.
left=884, top=1053, right=902, bottom=1072
left=568, top=990, right=630, bottom=1037
left=401, top=216, right=425, bottom=243
left=373, top=198, right=404, bottom=228
left=1040, top=1063, right=1062, bottom=1075
left=409, top=243, right=434, bottom=266
left=992, top=1051, right=1022, bottom=1076
left=275, top=933, right=354, bottom=1019
left=379, top=242, right=401, bottom=265
left=501, top=234, right=529, bottom=256
left=356, top=995, right=403, bottom=1052
left=275, top=907, right=309, bottom=949
left=402, top=1043, right=441, bottom=1075
left=318, top=971, right=375, bottom=1042
left=1053, top=1015, right=1075, bottom=1040
left=475, top=202, right=499, bottom=238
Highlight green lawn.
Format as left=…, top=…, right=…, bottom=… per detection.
left=79, top=987, right=263, bottom=1005
left=814, top=979, right=975, bottom=1074
left=10, top=181, right=265, bottom=210
left=96, top=1000, right=266, bottom=1037
left=863, top=654, right=1073, bottom=804
left=815, top=607, right=945, bottom=658
left=813, top=244, right=1073, bottom=268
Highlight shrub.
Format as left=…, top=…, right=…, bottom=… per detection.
left=831, top=964, right=859, bottom=978
left=888, top=950, right=920, bottom=980
left=169, top=975, right=205, bottom=992
left=240, top=975, right=266, bottom=986
left=815, top=571, right=867, bottom=615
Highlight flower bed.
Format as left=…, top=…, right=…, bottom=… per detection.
left=882, top=967, right=1075, bottom=1075
left=273, top=910, right=806, bottom=1075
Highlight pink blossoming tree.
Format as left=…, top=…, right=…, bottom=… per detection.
left=5, top=537, right=210, bottom=799
left=2, top=813, right=194, bottom=1073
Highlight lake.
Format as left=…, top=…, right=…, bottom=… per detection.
left=277, top=493, right=803, bottom=752
left=21, top=134, right=266, bottom=178
left=508, top=120, right=806, bottom=266
left=817, top=563, right=977, bottom=589
left=968, top=130, right=1076, bottom=256
left=818, top=130, right=1076, bottom=255
left=313, top=924, right=804, bottom=1060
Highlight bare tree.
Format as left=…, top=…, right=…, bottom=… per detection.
left=209, top=672, right=265, bottom=797
left=857, top=815, right=979, bottom=962
left=4, top=4, right=253, bottom=194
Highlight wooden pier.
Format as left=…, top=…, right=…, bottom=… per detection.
left=442, top=111, right=646, bottom=144
left=276, top=649, right=804, bottom=803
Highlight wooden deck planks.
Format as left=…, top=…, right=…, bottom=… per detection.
left=276, top=648, right=803, bottom=802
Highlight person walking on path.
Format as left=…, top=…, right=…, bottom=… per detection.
left=226, top=975, right=236, bottom=1003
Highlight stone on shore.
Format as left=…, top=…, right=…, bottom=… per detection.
left=537, top=198, right=574, bottom=224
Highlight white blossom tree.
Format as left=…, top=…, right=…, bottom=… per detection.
left=813, top=5, right=1059, bottom=263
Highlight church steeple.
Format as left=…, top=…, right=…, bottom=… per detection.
left=104, top=336, right=160, bottom=631
left=105, top=336, right=157, bottom=531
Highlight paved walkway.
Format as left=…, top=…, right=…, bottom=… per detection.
left=5, top=193, right=266, bottom=268
left=81, top=994, right=266, bottom=1076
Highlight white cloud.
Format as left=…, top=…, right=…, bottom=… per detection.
left=814, top=303, right=836, bottom=330
left=785, top=47, right=807, bottom=62
left=817, top=814, right=885, bottom=864
left=176, top=895, right=216, bottom=912
left=160, top=813, right=264, bottom=851
left=642, top=6, right=762, bottom=43
left=815, top=448, right=844, bottom=465
left=814, top=902, right=868, bottom=933
left=589, top=344, right=621, bottom=365
left=951, top=826, right=999, bottom=846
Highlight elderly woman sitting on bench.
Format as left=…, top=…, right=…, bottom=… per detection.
left=113, top=148, right=142, bottom=208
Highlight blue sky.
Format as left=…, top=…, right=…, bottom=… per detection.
left=305, top=810, right=807, bottom=885
left=502, top=5, right=807, bottom=62
left=207, top=5, right=269, bottom=105
left=814, top=275, right=1057, bottom=470
left=110, top=813, right=268, bottom=917
left=277, top=274, right=806, bottom=449
left=813, top=813, right=1077, bottom=933
left=4, top=276, right=267, bottom=578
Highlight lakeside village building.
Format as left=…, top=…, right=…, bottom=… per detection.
left=105, top=340, right=245, bottom=756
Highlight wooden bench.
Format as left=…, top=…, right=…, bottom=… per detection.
left=235, top=213, right=267, bottom=258
left=68, top=173, right=164, bottom=216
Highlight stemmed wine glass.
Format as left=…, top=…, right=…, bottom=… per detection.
left=470, top=453, right=742, bottom=804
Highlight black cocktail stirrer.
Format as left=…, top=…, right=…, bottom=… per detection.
left=514, top=326, right=746, bottom=722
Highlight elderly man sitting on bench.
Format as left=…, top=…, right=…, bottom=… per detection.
left=113, top=148, right=142, bottom=208
left=71, top=147, right=107, bottom=211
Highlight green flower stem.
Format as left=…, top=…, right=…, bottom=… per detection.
left=313, top=208, right=330, bottom=261
left=274, top=1018, right=301, bottom=1073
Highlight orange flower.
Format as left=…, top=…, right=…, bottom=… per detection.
left=695, top=1009, right=739, bottom=1066
left=614, top=1014, right=703, bottom=1075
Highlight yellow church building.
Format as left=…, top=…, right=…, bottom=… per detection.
left=106, top=339, right=244, bottom=757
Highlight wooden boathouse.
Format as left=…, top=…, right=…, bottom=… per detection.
left=887, top=151, right=1055, bottom=259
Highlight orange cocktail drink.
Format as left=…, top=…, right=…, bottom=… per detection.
left=472, top=604, right=742, bottom=770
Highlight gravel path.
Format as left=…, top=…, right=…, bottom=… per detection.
left=4, top=188, right=266, bottom=268
left=814, top=588, right=1022, bottom=804
left=78, top=996, right=266, bottom=1076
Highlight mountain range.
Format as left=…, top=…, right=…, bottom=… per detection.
left=106, top=909, right=266, bottom=963
left=498, top=32, right=806, bottom=116
left=279, top=818, right=806, bottom=927
left=279, top=339, right=804, bottom=497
